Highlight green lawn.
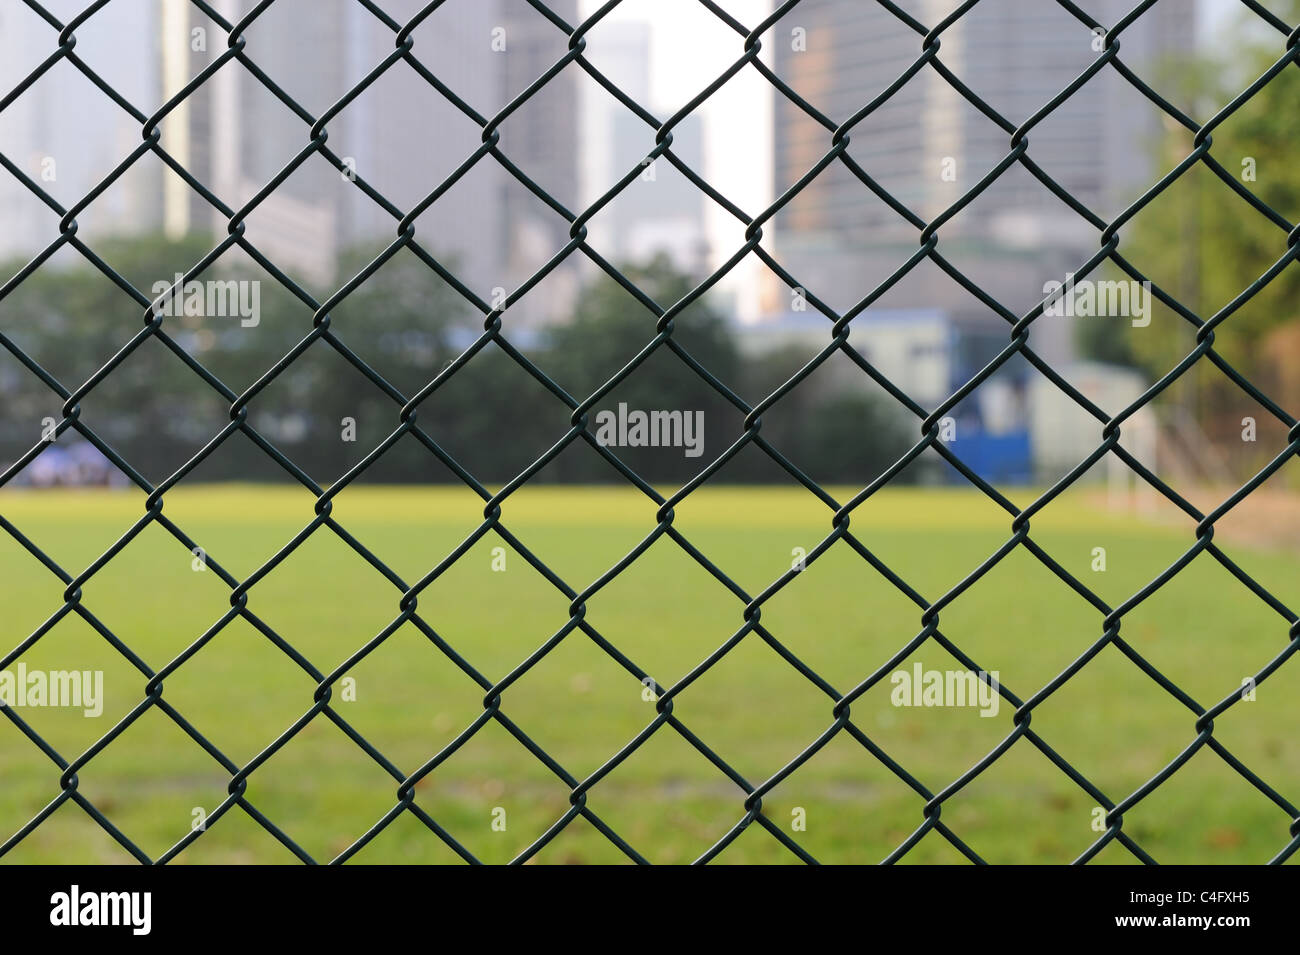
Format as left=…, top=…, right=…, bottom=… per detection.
left=0, top=484, right=1297, bottom=864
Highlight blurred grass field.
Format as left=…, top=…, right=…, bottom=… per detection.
left=0, top=483, right=1297, bottom=865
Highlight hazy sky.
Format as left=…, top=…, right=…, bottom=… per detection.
left=576, top=0, right=774, bottom=319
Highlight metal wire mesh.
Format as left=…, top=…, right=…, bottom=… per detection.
left=1, top=0, right=1299, bottom=865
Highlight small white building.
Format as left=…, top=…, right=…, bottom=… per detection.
left=738, top=309, right=1151, bottom=484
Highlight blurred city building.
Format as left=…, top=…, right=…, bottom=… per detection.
left=578, top=20, right=710, bottom=278
left=737, top=307, right=1158, bottom=485
left=761, top=0, right=1194, bottom=482
left=2, top=0, right=583, bottom=324
left=767, top=0, right=1195, bottom=360
left=0, top=1, right=163, bottom=260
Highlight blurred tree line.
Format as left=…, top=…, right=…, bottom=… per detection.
left=1079, top=0, right=1300, bottom=431
left=0, top=236, right=911, bottom=488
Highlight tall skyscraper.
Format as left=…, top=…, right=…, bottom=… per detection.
left=579, top=20, right=709, bottom=276
left=0, top=0, right=582, bottom=320
left=768, top=0, right=1197, bottom=338
left=496, top=0, right=581, bottom=326
left=0, top=1, right=163, bottom=262
left=163, top=0, right=508, bottom=295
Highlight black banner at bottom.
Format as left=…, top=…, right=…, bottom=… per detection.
left=0, top=863, right=1279, bottom=941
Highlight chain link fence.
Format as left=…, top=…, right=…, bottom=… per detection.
left=1, top=0, right=1299, bottom=864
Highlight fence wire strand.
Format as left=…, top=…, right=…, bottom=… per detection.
left=1, top=0, right=1299, bottom=864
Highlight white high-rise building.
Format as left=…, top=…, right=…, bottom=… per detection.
left=579, top=20, right=709, bottom=276
left=2, top=0, right=583, bottom=323
left=163, top=0, right=508, bottom=294
left=0, top=1, right=163, bottom=262
left=767, top=0, right=1199, bottom=346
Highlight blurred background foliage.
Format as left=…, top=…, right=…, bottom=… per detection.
left=0, top=239, right=912, bottom=487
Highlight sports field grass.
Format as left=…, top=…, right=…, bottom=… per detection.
left=1, top=484, right=1297, bottom=864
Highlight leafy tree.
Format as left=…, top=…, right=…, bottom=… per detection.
left=1091, top=3, right=1300, bottom=394
left=0, top=239, right=915, bottom=487
left=542, top=254, right=742, bottom=483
